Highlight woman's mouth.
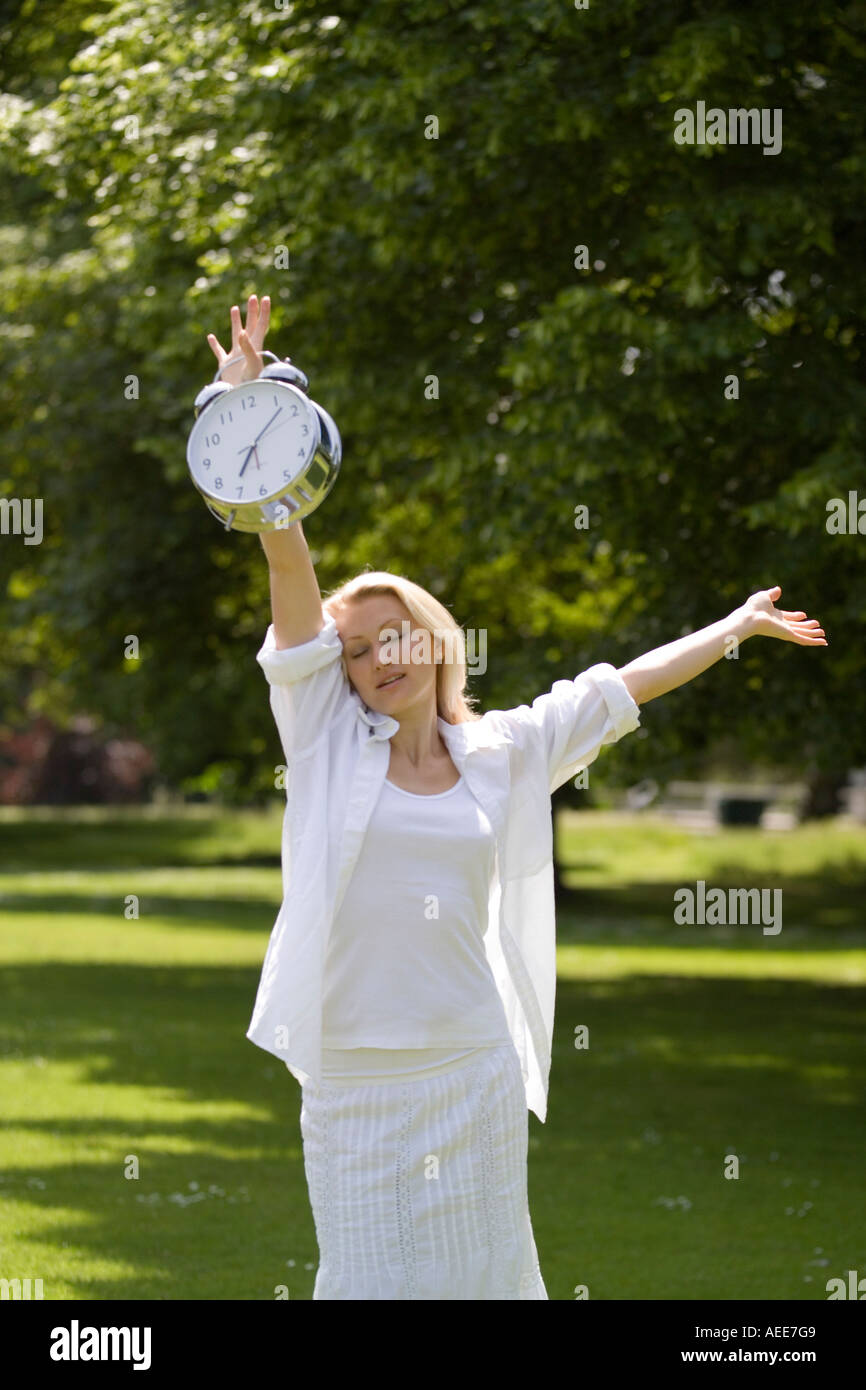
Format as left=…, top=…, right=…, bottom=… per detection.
left=377, top=673, right=405, bottom=689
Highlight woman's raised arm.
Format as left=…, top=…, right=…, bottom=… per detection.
left=207, top=293, right=325, bottom=650
left=259, top=521, right=325, bottom=651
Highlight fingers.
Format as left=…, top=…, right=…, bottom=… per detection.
left=224, top=294, right=272, bottom=341
left=244, top=292, right=270, bottom=345
left=208, top=294, right=270, bottom=366
left=238, top=295, right=259, bottom=338
left=258, top=294, right=271, bottom=340
left=789, top=623, right=827, bottom=644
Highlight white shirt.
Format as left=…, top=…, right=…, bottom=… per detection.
left=321, top=775, right=512, bottom=1047
left=246, top=610, right=642, bottom=1122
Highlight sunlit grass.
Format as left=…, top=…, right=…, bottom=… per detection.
left=0, top=806, right=863, bottom=1299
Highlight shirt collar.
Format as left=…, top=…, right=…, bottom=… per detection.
left=356, top=697, right=510, bottom=751
left=357, top=702, right=400, bottom=740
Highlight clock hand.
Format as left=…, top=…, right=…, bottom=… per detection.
left=237, top=420, right=288, bottom=453
left=238, top=444, right=256, bottom=478
left=238, top=407, right=284, bottom=477
left=253, top=406, right=283, bottom=444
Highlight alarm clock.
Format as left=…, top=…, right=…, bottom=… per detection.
left=187, top=350, right=342, bottom=532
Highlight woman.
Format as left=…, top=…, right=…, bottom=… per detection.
left=207, top=294, right=828, bottom=1300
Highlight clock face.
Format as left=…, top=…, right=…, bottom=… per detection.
left=187, top=380, right=320, bottom=504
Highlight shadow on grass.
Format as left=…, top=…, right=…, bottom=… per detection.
left=0, top=817, right=281, bottom=872
left=1, top=874, right=863, bottom=944
left=0, top=893, right=279, bottom=924
left=536, top=972, right=866, bottom=1298
left=1, top=961, right=864, bottom=1298
left=1, top=960, right=316, bottom=1300
left=555, top=877, right=866, bottom=944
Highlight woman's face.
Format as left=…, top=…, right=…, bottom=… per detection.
left=336, top=595, right=439, bottom=717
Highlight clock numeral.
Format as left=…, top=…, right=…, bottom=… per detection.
left=297, top=448, right=306, bottom=457
left=205, top=432, right=221, bottom=447
left=242, top=395, right=256, bottom=409
left=218, top=411, right=233, bottom=425
left=236, top=487, right=244, bottom=497
left=290, top=404, right=298, bottom=416
left=283, top=470, right=291, bottom=481
left=302, top=424, right=309, bottom=435
left=202, top=457, right=211, bottom=469
left=215, top=477, right=223, bottom=490
left=259, top=485, right=268, bottom=496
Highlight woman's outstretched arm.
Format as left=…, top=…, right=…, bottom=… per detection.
left=617, top=585, right=828, bottom=707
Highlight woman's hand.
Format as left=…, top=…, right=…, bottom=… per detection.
left=743, top=585, right=828, bottom=645
left=206, top=293, right=271, bottom=385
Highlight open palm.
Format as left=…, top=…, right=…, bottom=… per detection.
left=745, top=586, right=828, bottom=645
left=206, top=293, right=271, bottom=385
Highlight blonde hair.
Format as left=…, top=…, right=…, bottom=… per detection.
left=322, top=569, right=482, bottom=725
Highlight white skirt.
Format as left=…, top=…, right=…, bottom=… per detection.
left=299, top=1041, right=548, bottom=1300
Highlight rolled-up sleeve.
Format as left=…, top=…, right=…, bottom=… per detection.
left=503, top=661, right=642, bottom=793
left=256, top=611, right=354, bottom=761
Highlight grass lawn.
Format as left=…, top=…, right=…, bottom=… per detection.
left=0, top=805, right=864, bottom=1300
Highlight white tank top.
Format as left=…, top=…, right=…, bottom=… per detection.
left=320, top=773, right=512, bottom=1082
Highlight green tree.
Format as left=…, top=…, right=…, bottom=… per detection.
left=0, top=0, right=862, bottom=805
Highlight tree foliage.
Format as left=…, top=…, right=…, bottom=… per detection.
left=0, top=0, right=863, bottom=799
